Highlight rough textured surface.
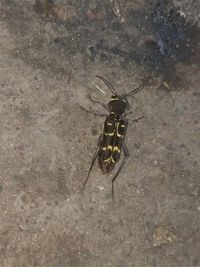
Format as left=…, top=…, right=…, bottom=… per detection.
left=173, top=0, right=200, bottom=24
left=0, top=0, right=199, bottom=266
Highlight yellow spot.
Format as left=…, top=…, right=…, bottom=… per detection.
left=104, top=132, right=114, bottom=136
left=107, top=122, right=113, bottom=126
left=113, top=146, right=120, bottom=153
left=121, top=124, right=125, bottom=128
left=111, top=96, right=119, bottom=100
left=102, top=145, right=112, bottom=151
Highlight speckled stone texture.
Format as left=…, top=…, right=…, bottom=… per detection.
left=0, top=0, right=199, bottom=266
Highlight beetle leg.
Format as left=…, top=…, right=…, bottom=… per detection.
left=126, top=115, right=145, bottom=122
left=89, top=95, right=109, bottom=112
left=82, top=134, right=103, bottom=190
left=79, top=104, right=107, bottom=117
left=124, top=111, right=133, bottom=116
left=111, top=141, right=130, bottom=202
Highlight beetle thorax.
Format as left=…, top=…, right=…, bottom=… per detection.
left=108, top=95, right=127, bottom=115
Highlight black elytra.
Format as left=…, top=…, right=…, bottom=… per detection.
left=82, top=75, right=145, bottom=201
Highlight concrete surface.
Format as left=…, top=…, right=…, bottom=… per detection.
left=0, top=0, right=199, bottom=266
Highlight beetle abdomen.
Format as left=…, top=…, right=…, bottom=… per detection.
left=98, top=115, right=127, bottom=174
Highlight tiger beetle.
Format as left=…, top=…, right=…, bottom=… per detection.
left=81, top=75, right=146, bottom=201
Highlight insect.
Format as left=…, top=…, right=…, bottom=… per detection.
left=81, top=75, right=145, bottom=201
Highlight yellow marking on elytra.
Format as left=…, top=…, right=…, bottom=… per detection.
left=103, top=157, right=111, bottom=163
left=113, top=146, right=120, bottom=153
left=116, top=122, right=123, bottom=137
left=107, top=122, right=113, bottom=126
left=117, top=132, right=123, bottom=137
left=102, top=146, right=120, bottom=152
left=103, top=156, right=115, bottom=163
left=102, top=145, right=112, bottom=151
left=121, top=125, right=125, bottom=128
left=104, top=132, right=114, bottom=136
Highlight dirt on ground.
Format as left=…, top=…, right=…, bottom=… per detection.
left=0, top=0, right=199, bottom=266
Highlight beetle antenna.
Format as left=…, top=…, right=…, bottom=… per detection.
left=124, top=76, right=151, bottom=97
left=96, top=75, right=118, bottom=95
left=124, top=84, right=144, bottom=97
